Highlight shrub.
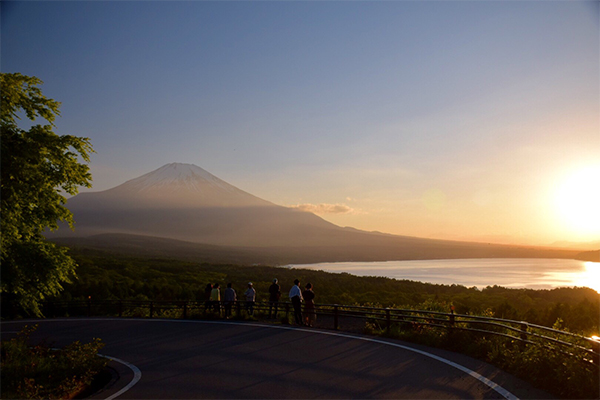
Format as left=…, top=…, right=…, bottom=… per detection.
left=0, top=325, right=107, bottom=399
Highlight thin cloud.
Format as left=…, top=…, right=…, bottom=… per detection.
left=292, top=203, right=355, bottom=215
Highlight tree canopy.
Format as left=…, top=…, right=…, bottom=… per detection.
left=1, top=72, right=94, bottom=316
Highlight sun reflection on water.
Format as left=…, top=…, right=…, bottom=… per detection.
left=298, top=259, right=600, bottom=291
left=572, top=262, right=600, bottom=293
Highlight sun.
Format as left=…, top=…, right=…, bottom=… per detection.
left=555, top=165, right=600, bottom=237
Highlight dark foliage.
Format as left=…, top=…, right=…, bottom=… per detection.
left=42, top=249, right=600, bottom=335
left=0, top=325, right=107, bottom=399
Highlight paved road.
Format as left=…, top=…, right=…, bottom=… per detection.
left=1, top=319, right=553, bottom=399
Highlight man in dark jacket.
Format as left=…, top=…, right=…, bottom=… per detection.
left=268, top=278, right=281, bottom=319
left=223, top=282, right=237, bottom=319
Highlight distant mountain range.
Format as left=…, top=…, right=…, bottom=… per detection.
left=550, top=240, right=600, bottom=251
left=49, top=163, right=597, bottom=264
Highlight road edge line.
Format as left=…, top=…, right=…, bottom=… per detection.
left=97, top=354, right=142, bottom=400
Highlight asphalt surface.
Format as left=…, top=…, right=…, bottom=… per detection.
left=1, top=318, right=554, bottom=399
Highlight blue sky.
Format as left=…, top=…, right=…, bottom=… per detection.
left=2, top=1, right=599, bottom=245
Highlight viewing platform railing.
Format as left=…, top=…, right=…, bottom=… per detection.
left=42, top=299, right=599, bottom=371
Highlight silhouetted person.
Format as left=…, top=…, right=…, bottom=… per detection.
left=268, top=278, right=281, bottom=319
left=245, top=282, right=256, bottom=316
left=303, top=283, right=316, bottom=327
left=203, top=283, right=213, bottom=312
left=210, top=283, right=221, bottom=314
left=289, top=279, right=303, bottom=325
left=223, top=283, right=236, bottom=318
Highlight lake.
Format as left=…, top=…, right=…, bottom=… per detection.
left=290, top=258, right=600, bottom=292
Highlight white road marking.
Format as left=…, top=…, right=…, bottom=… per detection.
left=5, top=322, right=142, bottom=400
left=192, top=320, right=520, bottom=400
left=98, top=354, right=142, bottom=400
left=4, top=318, right=519, bottom=399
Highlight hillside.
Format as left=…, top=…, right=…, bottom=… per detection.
left=51, top=233, right=588, bottom=265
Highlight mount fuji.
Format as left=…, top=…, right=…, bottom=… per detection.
left=83, top=163, right=275, bottom=209
left=49, top=163, right=585, bottom=263
left=51, top=163, right=346, bottom=247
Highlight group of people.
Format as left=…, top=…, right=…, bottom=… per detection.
left=203, top=278, right=316, bottom=326
left=204, top=282, right=255, bottom=318
left=288, top=279, right=316, bottom=327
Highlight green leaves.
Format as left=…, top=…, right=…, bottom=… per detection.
left=1, top=239, right=78, bottom=316
left=0, top=73, right=61, bottom=127
left=1, top=72, right=93, bottom=316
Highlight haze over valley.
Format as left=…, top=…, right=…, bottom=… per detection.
left=49, top=163, right=596, bottom=265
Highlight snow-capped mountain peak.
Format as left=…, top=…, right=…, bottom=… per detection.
left=96, top=163, right=273, bottom=208
left=122, top=163, right=236, bottom=193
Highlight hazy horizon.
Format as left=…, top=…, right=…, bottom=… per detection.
left=58, top=162, right=600, bottom=250
left=2, top=1, right=599, bottom=246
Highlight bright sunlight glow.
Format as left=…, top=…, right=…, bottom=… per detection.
left=555, top=165, right=600, bottom=237
left=573, top=262, right=600, bottom=293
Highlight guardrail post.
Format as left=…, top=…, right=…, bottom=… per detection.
left=183, top=303, right=188, bottom=319
left=87, top=297, right=92, bottom=317
left=520, top=322, right=528, bottom=345
left=334, top=305, right=339, bottom=331
left=386, top=308, right=391, bottom=333
left=150, top=301, right=154, bottom=318
left=592, top=338, right=600, bottom=367
left=449, top=307, right=455, bottom=327
left=118, top=300, right=123, bottom=317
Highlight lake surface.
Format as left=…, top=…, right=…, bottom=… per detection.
left=290, top=258, right=600, bottom=292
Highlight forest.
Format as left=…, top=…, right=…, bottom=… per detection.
left=50, top=248, right=599, bottom=335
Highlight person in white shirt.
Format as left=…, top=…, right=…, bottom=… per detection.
left=244, top=282, right=256, bottom=315
left=289, top=279, right=303, bottom=325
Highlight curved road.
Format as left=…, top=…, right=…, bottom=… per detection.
left=1, top=319, right=553, bottom=399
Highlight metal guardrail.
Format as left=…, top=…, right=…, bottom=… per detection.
left=42, top=299, right=600, bottom=369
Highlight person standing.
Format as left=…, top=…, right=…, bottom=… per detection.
left=203, top=283, right=213, bottom=312
left=210, top=283, right=221, bottom=314
left=268, top=278, right=281, bottom=319
left=302, top=283, right=316, bottom=327
left=289, top=279, right=303, bottom=325
left=244, top=282, right=256, bottom=316
left=223, top=283, right=236, bottom=319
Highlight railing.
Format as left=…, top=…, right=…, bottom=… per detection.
left=43, top=299, right=600, bottom=370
